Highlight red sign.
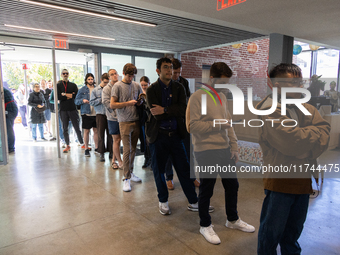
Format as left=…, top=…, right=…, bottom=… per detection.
left=22, top=64, right=29, bottom=70
left=54, top=39, right=69, bottom=49
left=217, top=0, right=247, bottom=11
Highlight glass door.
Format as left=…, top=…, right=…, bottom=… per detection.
left=0, top=51, right=8, bottom=165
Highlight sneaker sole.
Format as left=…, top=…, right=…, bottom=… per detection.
left=225, top=224, right=255, bottom=233
left=159, top=209, right=171, bottom=215
left=188, top=207, right=215, bottom=213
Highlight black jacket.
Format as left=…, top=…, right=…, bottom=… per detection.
left=28, top=91, right=46, bottom=124
left=57, top=80, right=78, bottom=111
left=145, top=80, right=187, bottom=144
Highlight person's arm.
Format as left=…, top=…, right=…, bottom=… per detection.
left=90, top=88, right=102, bottom=106
left=74, top=86, right=84, bottom=105
left=27, top=93, right=38, bottom=107
left=147, top=84, right=186, bottom=120
left=261, top=106, right=330, bottom=158
left=102, top=86, right=113, bottom=112
left=109, top=84, right=136, bottom=109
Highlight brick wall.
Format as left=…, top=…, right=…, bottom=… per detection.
left=181, top=38, right=270, bottom=98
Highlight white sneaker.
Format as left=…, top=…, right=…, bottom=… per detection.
left=225, top=218, right=255, bottom=233
left=130, top=173, right=142, bottom=182
left=123, top=179, right=131, bottom=192
left=200, top=225, right=221, bottom=245
left=188, top=202, right=214, bottom=213
left=159, top=202, right=171, bottom=215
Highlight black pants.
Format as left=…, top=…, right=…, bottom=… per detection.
left=60, top=110, right=83, bottom=145
left=96, top=114, right=112, bottom=154
left=195, top=148, right=239, bottom=227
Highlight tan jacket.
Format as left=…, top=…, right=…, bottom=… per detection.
left=256, top=95, right=331, bottom=194
left=186, top=89, right=238, bottom=152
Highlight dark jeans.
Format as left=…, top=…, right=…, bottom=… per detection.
left=6, top=114, right=16, bottom=152
left=257, top=190, right=309, bottom=255
left=195, top=148, right=239, bottom=227
left=60, top=110, right=83, bottom=145
left=19, top=105, right=27, bottom=127
left=96, top=114, right=112, bottom=154
left=149, top=133, right=197, bottom=204
left=165, top=133, right=192, bottom=181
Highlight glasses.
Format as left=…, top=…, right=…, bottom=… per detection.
left=278, top=80, right=306, bottom=86
left=62, top=73, right=69, bottom=75
left=162, top=65, right=173, bottom=70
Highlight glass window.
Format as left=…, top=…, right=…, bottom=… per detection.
left=316, top=49, right=340, bottom=91
left=293, top=51, right=312, bottom=83
left=101, top=53, right=131, bottom=80
left=135, top=56, right=159, bottom=84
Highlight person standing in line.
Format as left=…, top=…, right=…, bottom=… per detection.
left=75, top=73, right=98, bottom=157
left=56, top=69, right=84, bottom=153
left=187, top=62, right=255, bottom=245
left=90, top=73, right=112, bottom=162
left=139, top=76, right=151, bottom=168
left=4, top=87, right=18, bottom=153
left=256, top=63, right=330, bottom=255
left=14, top=84, right=28, bottom=128
left=110, top=63, right=143, bottom=192
left=102, top=69, right=122, bottom=169
left=28, top=83, right=47, bottom=142
left=41, top=79, right=52, bottom=138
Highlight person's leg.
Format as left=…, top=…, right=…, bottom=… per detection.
left=105, top=117, right=113, bottom=154
left=170, top=134, right=197, bottom=204
left=58, top=113, right=64, bottom=141
left=119, top=122, right=132, bottom=179
left=257, top=190, right=296, bottom=255
left=60, top=111, right=70, bottom=145
left=31, top=123, right=37, bottom=141
left=96, top=114, right=105, bottom=154
left=69, top=110, right=83, bottom=144
left=129, top=121, right=140, bottom=173
left=165, top=157, right=174, bottom=181
left=92, top=127, right=98, bottom=149
left=149, top=134, right=170, bottom=202
left=279, top=194, right=309, bottom=255
left=19, top=106, right=27, bottom=127
left=83, top=129, right=90, bottom=149
left=38, top=123, right=45, bottom=139
left=6, top=115, right=16, bottom=151
left=112, top=134, right=122, bottom=165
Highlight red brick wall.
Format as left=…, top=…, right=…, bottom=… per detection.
left=181, top=38, right=270, bottom=98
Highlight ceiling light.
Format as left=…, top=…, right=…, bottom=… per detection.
left=18, top=0, right=157, bottom=27
left=4, top=24, right=116, bottom=41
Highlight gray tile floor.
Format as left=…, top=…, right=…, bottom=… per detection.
left=1, top=130, right=340, bottom=255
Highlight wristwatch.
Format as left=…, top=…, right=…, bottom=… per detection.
left=164, top=107, right=168, bottom=113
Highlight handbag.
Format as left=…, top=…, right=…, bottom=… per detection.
left=34, top=105, right=47, bottom=113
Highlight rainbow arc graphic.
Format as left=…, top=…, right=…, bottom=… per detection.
left=197, top=82, right=223, bottom=106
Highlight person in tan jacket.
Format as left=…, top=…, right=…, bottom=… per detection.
left=256, top=63, right=331, bottom=255
left=187, top=62, right=255, bottom=245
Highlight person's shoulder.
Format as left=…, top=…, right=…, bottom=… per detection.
left=179, top=76, right=189, bottom=84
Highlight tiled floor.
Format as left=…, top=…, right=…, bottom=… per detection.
left=0, top=127, right=340, bottom=255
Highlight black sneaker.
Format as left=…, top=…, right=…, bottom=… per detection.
left=100, top=154, right=105, bottom=162
left=94, top=148, right=99, bottom=154
left=142, top=158, right=151, bottom=168
left=109, top=152, right=113, bottom=159
left=85, top=149, right=91, bottom=157
left=41, top=138, right=48, bottom=141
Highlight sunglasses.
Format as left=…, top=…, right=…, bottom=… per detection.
left=62, top=73, right=69, bottom=75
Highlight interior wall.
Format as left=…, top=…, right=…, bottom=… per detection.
left=181, top=38, right=270, bottom=98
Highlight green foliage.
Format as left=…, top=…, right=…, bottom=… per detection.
left=3, top=62, right=85, bottom=89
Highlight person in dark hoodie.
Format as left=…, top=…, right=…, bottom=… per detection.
left=256, top=63, right=330, bottom=255
left=28, top=83, right=47, bottom=142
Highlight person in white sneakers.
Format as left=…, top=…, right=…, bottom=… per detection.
left=110, top=63, right=142, bottom=192
left=186, top=62, right=255, bottom=245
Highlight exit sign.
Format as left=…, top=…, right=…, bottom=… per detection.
left=54, top=39, right=69, bottom=49
left=217, top=0, right=246, bottom=11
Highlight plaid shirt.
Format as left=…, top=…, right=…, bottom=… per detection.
left=4, top=88, right=18, bottom=115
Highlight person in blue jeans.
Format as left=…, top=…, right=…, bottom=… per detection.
left=4, top=88, right=18, bottom=153
left=28, top=83, right=47, bottom=141
left=255, top=63, right=331, bottom=254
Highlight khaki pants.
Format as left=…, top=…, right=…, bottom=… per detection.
left=119, top=121, right=140, bottom=179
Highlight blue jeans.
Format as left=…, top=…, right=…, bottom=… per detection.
left=32, top=123, right=44, bottom=140
left=149, top=133, right=197, bottom=204
left=257, top=190, right=310, bottom=255
left=19, top=105, right=27, bottom=127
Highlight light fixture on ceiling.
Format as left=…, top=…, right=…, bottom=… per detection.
left=18, top=0, right=157, bottom=27
left=4, top=24, right=116, bottom=41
